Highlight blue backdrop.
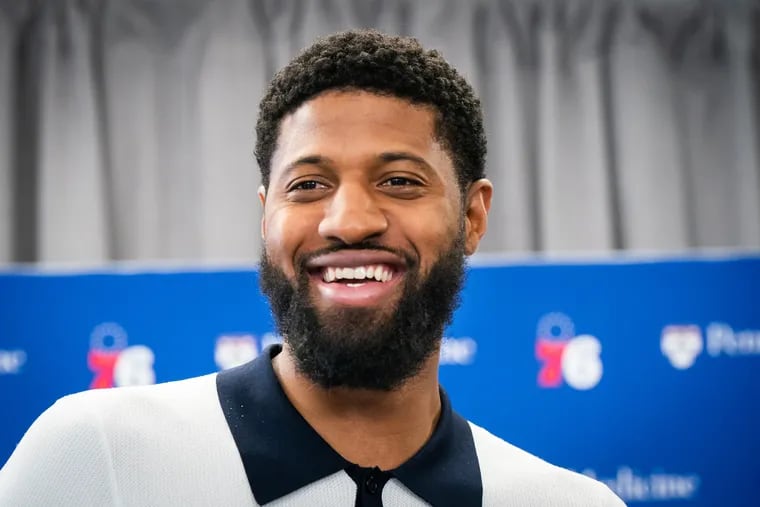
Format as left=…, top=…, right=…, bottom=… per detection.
left=1, top=255, right=759, bottom=506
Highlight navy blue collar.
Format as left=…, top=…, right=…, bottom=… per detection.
left=216, top=345, right=482, bottom=506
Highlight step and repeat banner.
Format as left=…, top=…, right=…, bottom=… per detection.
left=1, top=255, right=759, bottom=506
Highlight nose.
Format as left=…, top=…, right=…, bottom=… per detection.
left=318, top=183, right=388, bottom=244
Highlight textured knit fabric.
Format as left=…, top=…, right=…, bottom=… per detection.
left=0, top=348, right=626, bottom=506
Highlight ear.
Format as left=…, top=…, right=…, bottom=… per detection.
left=463, top=179, right=492, bottom=256
left=258, top=185, right=267, bottom=239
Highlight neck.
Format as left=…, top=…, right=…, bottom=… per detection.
left=272, top=344, right=442, bottom=471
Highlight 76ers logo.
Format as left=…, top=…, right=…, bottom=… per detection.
left=535, top=313, right=603, bottom=391
left=88, top=322, right=156, bottom=389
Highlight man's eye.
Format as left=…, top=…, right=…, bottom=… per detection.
left=290, top=180, right=324, bottom=191
left=382, top=177, right=420, bottom=187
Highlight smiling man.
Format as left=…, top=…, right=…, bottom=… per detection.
left=0, top=30, right=625, bottom=506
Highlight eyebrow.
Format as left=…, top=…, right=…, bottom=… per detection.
left=377, top=151, right=431, bottom=169
left=282, top=151, right=434, bottom=179
left=282, top=155, right=334, bottom=177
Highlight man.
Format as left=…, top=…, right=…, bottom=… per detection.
left=0, top=30, right=625, bottom=506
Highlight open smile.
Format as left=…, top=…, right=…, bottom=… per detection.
left=306, top=251, right=407, bottom=307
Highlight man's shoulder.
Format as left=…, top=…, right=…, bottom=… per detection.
left=468, top=422, right=626, bottom=507
left=2, top=374, right=255, bottom=505
left=32, top=372, right=221, bottom=444
left=1, top=374, right=227, bottom=484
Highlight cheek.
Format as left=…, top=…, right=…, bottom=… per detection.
left=404, top=210, right=459, bottom=271
left=262, top=207, right=308, bottom=278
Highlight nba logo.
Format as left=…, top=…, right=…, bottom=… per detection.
left=214, top=334, right=259, bottom=370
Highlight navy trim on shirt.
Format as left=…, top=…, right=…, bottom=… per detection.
left=216, top=345, right=482, bottom=506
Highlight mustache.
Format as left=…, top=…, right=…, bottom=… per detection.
left=294, top=241, right=418, bottom=274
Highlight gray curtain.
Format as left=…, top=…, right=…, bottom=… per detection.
left=1, top=0, right=758, bottom=264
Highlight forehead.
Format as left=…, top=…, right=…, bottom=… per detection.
left=280, top=90, right=436, bottom=145
left=270, top=90, right=455, bottom=182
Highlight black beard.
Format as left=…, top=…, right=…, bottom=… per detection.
left=259, top=234, right=466, bottom=391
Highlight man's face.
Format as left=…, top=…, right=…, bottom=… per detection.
left=259, top=90, right=490, bottom=390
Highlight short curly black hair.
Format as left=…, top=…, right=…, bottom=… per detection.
left=255, top=29, right=486, bottom=193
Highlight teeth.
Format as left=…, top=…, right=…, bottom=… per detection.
left=321, top=264, right=394, bottom=283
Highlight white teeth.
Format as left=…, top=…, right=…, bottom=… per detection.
left=322, top=264, right=395, bottom=283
